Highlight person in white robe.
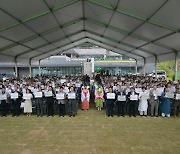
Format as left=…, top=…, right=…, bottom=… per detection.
left=138, top=87, right=149, bottom=116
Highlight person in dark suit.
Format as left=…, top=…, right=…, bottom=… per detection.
left=0, top=81, right=5, bottom=89
left=127, top=87, right=139, bottom=117
left=116, top=87, right=126, bottom=117
left=68, top=86, right=78, bottom=117
left=57, top=87, right=66, bottom=117
left=106, top=87, right=115, bottom=117
left=35, top=86, right=44, bottom=117
left=174, top=87, right=180, bottom=117
left=11, top=86, right=22, bottom=117
left=46, top=86, right=55, bottom=117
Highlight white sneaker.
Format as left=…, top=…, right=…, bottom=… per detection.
left=162, top=113, right=165, bottom=117
left=167, top=114, right=170, bottom=117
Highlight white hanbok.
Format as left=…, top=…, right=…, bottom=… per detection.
left=81, top=91, right=90, bottom=102
left=138, top=91, right=148, bottom=112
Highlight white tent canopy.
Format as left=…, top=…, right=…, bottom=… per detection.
left=0, top=0, right=180, bottom=66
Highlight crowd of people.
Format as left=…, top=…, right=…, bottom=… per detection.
left=0, top=74, right=180, bottom=118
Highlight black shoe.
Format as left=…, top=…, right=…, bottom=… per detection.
left=133, top=115, right=136, bottom=117
left=69, top=115, right=71, bottom=117
left=111, top=115, right=113, bottom=117
left=73, top=115, right=75, bottom=117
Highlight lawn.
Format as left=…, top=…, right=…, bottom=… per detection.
left=0, top=105, right=180, bottom=154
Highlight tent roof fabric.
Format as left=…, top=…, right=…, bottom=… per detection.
left=0, top=0, right=180, bottom=64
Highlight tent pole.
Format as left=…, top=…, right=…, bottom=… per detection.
left=14, top=58, right=18, bottom=78
left=38, top=60, right=41, bottom=77
left=29, top=59, right=32, bottom=77
left=155, top=56, right=157, bottom=78
left=143, top=58, right=146, bottom=76
left=135, top=60, right=138, bottom=74
left=174, top=52, right=178, bottom=81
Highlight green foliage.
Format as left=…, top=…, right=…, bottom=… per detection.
left=158, top=59, right=180, bottom=80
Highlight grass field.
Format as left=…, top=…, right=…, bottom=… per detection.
left=0, top=105, right=180, bottom=154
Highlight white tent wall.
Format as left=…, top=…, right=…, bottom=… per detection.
left=0, top=0, right=180, bottom=78
left=157, top=52, right=176, bottom=63
left=0, top=55, right=174, bottom=77
left=0, top=49, right=176, bottom=77
left=0, top=55, right=14, bottom=63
